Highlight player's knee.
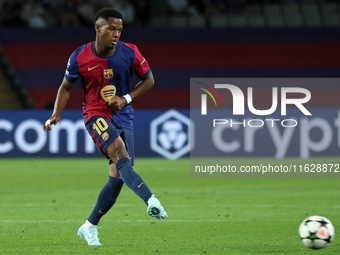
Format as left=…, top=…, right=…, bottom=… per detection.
left=107, top=148, right=126, bottom=164
left=109, top=162, right=121, bottom=178
left=107, top=139, right=129, bottom=160
left=116, top=148, right=129, bottom=160
left=108, top=152, right=129, bottom=166
left=109, top=168, right=122, bottom=179
left=116, top=157, right=132, bottom=172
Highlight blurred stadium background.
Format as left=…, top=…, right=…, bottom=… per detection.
left=1, top=1, right=340, bottom=254
left=0, top=0, right=339, bottom=159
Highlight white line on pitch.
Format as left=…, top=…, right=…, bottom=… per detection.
left=2, top=219, right=298, bottom=223
left=1, top=203, right=340, bottom=208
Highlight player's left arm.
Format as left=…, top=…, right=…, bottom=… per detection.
left=129, top=71, right=155, bottom=100
left=109, top=44, right=154, bottom=111
left=108, top=71, right=154, bottom=111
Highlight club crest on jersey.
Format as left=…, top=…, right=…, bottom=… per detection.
left=100, top=85, right=116, bottom=102
left=103, top=69, right=114, bottom=79
left=102, top=132, right=109, bottom=141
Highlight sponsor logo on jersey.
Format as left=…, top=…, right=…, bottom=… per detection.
left=102, top=132, right=109, bottom=141
left=100, top=85, right=116, bottom=102
left=103, top=69, right=114, bottom=79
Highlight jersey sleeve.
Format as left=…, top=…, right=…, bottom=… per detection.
left=64, top=50, right=81, bottom=83
left=128, top=44, right=151, bottom=80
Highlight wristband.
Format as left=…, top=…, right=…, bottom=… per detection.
left=123, top=94, right=132, bottom=104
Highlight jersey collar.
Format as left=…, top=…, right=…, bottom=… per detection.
left=92, top=41, right=119, bottom=59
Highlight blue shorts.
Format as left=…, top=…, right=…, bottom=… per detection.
left=85, top=116, right=134, bottom=165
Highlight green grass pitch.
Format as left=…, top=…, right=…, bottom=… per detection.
left=0, top=157, right=339, bottom=254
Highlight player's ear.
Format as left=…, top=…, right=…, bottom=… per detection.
left=95, top=23, right=101, bottom=33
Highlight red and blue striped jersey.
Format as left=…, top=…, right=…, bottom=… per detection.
left=65, top=41, right=151, bottom=129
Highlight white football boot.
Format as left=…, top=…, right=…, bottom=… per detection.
left=77, top=224, right=102, bottom=245
left=147, top=194, right=168, bottom=221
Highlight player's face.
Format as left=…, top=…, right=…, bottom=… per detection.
left=97, top=17, right=123, bottom=50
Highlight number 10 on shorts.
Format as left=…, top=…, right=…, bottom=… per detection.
left=92, top=118, right=108, bottom=135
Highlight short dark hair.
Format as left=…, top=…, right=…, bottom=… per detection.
left=94, top=8, right=123, bottom=24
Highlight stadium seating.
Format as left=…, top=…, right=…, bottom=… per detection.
left=169, top=16, right=187, bottom=28
left=148, top=2, right=340, bottom=29
left=188, top=16, right=206, bottom=28
left=210, top=16, right=228, bottom=28
left=0, top=0, right=340, bottom=109
left=230, top=16, right=247, bottom=27
left=149, top=16, right=168, bottom=28
left=264, top=4, right=284, bottom=27
left=248, top=15, right=266, bottom=27
left=0, top=26, right=339, bottom=109
left=321, top=3, right=340, bottom=27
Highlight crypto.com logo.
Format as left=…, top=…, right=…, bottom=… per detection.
left=150, top=109, right=193, bottom=160
left=198, top=83, right=312, bottom=128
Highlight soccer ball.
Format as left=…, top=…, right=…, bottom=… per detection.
left=298, top=215, right=335, bottom=250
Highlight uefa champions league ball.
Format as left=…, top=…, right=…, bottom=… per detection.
left=298, top=215, right=335, bottom=250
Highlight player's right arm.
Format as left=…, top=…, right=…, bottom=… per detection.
left=44, top=47, right=82, bottom=131
left=43, top=78, right=74, bottom=131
